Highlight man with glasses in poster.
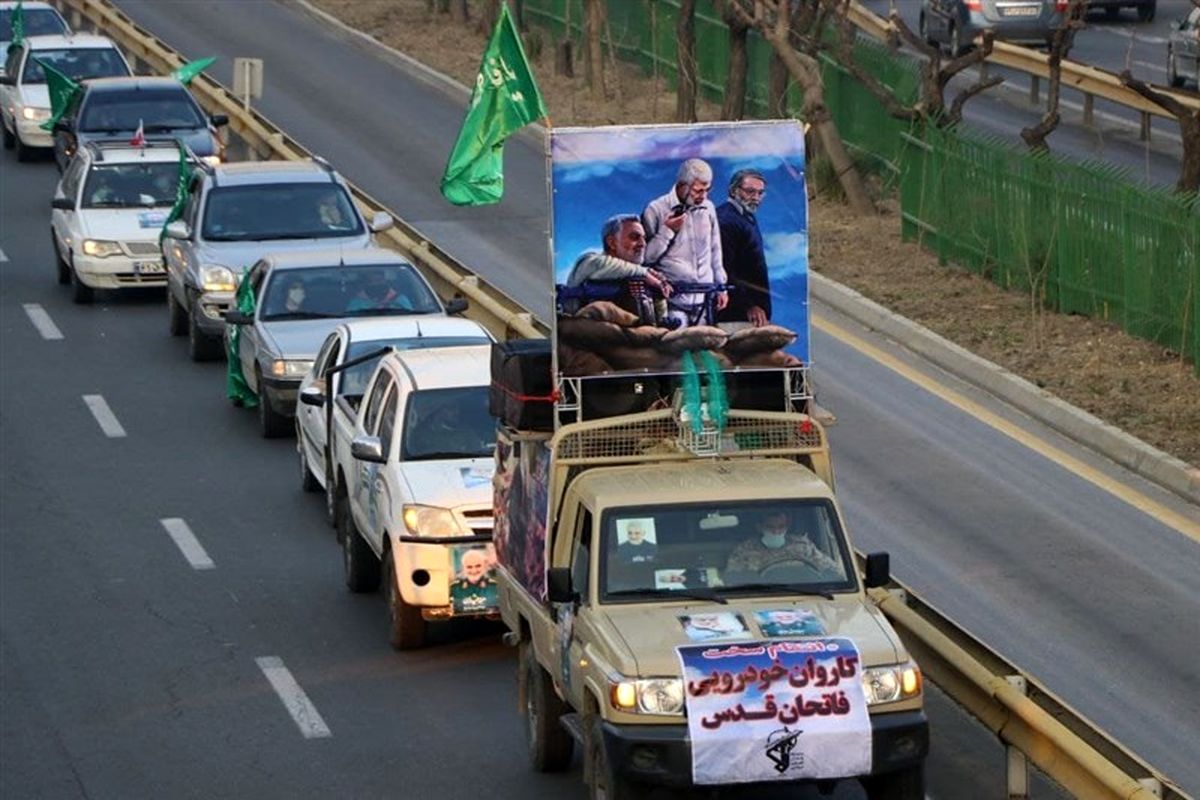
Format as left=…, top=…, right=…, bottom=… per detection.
left=716, top=169, right=772, bottom=329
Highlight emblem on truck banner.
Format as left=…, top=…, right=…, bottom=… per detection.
left=764, top=726, right=803, bottom=773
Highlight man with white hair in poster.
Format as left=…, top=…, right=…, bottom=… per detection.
left=641, top=158, right=728, bottom=328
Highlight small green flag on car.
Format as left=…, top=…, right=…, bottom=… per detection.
left=226, top=272, right=259, bottom=408
left=8, top=1, right=23, bottom=52
left=159, top=140, right=194, bottom=244
left=36, top=58, right=80, bottom=132
left=440, top=2, right=546, bottom=206
left=170, top=56, right=216, bottom=86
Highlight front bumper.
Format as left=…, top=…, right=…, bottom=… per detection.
left=194, top=290, right=235, bottom=337
left=15, top=117, right=53, bottom=148
left=599, top=709, right=928, bottom=788
left=969, top=14, right=1061, bottom=45
left=260, top=375, right=301, bottom=415
left=73, top=253, right=168, bottom=289
left=393, top=538, right=498, bottom=617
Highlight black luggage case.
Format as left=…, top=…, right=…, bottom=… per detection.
left=490, top=339, right=554, bottom=432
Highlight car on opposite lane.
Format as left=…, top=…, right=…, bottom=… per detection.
left=224, top=248, right=464, bottom=437
left=49, top=75, right=228, bottom=171
left=296, top=315, right=492, bottom=508
left=0, top=2, right=69, bottom=69
left=50, top=140, right=181, bottom=303
left=1087, top=0, right=1156, bottom=23
left=1168, top=6, right=1200, bottom=88
left=1, top=33, right=131, bottom=161
left=919, top=0, right=1068, bottom=55
left=162, top=158, right=393, bottom=362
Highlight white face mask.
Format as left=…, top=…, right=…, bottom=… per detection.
left=761, top=531, right=787, bottom=549
left=287, top=289, right=304, bottom=304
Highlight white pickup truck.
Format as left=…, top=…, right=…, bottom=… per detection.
left=324, top=344, right=498, bottom=649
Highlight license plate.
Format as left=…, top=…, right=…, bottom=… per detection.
left=1000, top=5, right=1040, bottom=16
left=134, top=260, right=164, bottom=275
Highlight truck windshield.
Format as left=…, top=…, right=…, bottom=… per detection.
left=400, top=386, right=495, bottom=461
left=599, top=500, right=854, bottom=602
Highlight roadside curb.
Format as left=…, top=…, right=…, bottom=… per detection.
left=295, top=0, right=1199, bottom=507
left=813, top=273, right=1200, bottom=505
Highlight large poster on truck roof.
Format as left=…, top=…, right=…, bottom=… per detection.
left=550, top=121, right=809, bottom=380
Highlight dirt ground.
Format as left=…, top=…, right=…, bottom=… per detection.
left=310, top=0, right=1199, bottom=468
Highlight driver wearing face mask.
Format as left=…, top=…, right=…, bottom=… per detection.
left=282, top=280, right=307, bottom=313
left=725, top=511, right=839, bottom=574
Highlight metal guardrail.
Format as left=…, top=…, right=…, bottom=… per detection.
left=845, top=0, right=1200, bottom=127
left=54, top=1, right=1191, bottom=798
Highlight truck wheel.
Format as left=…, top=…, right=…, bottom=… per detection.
left=325, top=470, right=339, bottom=529
left=522, top=645, right=573, bottom=772
left=588, top=716, right=641, bottom=800
left=861, top=764, right=925, bottom=800
left=384, top=552, right=426, bottom=650
left=168, top=290, right=187, bottom=336
left=340, top=502, right=380, bottom=593
left=257, top=380, right=291, bottom=439
left=187, top=304, right=222, bottom=362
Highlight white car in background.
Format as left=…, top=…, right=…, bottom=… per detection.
left=296, top=315, right=493, bottom=505
left=50, top=141, right=180, bottom=303
left=0, top=33, right=131, bottom=161
left=0, top=2, right=69, bottom=68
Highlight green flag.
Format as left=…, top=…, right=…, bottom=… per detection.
left=8, top=1, right=23, bottom=52
left=159, top=140, right=193, bottom=244
left=37, top=58, right=80, bottom=131
left=440, top=2, right=546, bottom=206
left=171, top=56, right=216, bottom=86
left=226, top=271, right=259, bottom=408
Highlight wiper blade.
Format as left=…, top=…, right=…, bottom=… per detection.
left=725, top=582, right=835, bottom=600
left=607, top=587, right=728, bottom=605
left=346, top=308, right=429, bottom=317
left=407, top=451, right=491, bottom=461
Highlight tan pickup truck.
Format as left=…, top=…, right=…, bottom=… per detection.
left=494, top=408, right=928, bottom=800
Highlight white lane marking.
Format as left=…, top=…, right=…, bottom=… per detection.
left=159, top=518, right=214, bottom=570
left=82, top=394, right=127, bottom=438
left=22, top=304, right=64, bottom=340
left=1134, top=59, right=1166, bottom=75
left=1094, top=27, right=1168, bottom=45
left=0, top=247, right=8, bottom=262
left=255, top=657, right=332, bottom=739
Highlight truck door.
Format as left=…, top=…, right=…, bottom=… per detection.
left=554, top=505, right=593, bottom=704
left=364, top=386, right=400, bottom=554
left=349, top=369, right=394, bottom=541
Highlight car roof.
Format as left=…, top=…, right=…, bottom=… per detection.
left=261, top=248, right=405, bottom=272
left=206, top=160, right=340, bottom=187
left=83, top=142, right=182, bottom=165
left=381, top=345, right=492, bottom=391
left=574, top=459, right=833, bottom=510
left=23, top=33, right=115, bottom=50
left=81, top=76, right=184, bottom=92
left=0, top=1, right=60, bottom=7
left=340, top=317, right=492, bottom=346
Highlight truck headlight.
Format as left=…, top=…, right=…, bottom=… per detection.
left=401, top=505, right=466, bottom=537
left=21, top=106, right=50, bottom=121
left=82, top=239, right=122, bottom=257
left=200, top=264, right=237, bottom=292
left=270, top=359, right=314, bottom=378
left=610, top=678, right=684, bottom=716
left=862, top=662, right=922, bottom=705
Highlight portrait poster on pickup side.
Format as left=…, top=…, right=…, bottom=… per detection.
left=550, top=121, right=809, bottom=380
left=676, top=638, right=871, bottom=785
left=492, top=433, right=551, bottom=602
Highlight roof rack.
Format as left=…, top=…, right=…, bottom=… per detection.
left=84, top=139, right=180, bottom=161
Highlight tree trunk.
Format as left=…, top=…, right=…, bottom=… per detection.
left=477, top=0, right=501, bottom=35
left=767, top=50, right=789, bottom=118
left=676, top=0, right=698, bottom=123
left=721, top=8, right=749, bottom=120
left=583, top=0, right=606, bottom=99
left=512, top=0, right=527, bottom=31
left=1119, top=70, right=1200, bottom=193
left=450, top=0, right=469, bottom=24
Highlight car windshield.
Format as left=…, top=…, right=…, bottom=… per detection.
left=201, top=183, right=365, bottom=242
left=600, top=500, right=854, bottom=603
left=79, top=88, right=204, bottom=132
left=401, top=386, right=495, bottom=461
left=81, top=161, right=178, bottom=208
left=258, top=264, right=441, bottom=322
left=22, top=47, right=127, bottom=83
left=340, top=336, right=490, bottom=395
left=2, top=9, right=67, bottom=44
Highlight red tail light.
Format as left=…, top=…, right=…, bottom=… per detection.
left=1055, top=0, right=1069, bottom=11
left=965, top=0, right=983, bottom=9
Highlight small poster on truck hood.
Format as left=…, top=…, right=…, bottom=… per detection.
left=677, top=638, right=871, bottom=785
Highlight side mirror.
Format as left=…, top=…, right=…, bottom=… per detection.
left=350, top=434, right=385, bottom=463
left=444, top=296, right=468, bottom=315
left=863, top=552, right=890, bottom=589
left=299, top=386, right=326, bottom=407
left=224, top=310, right=252, bottom=325
left=164, top=220, right=190, bottom=240
left=51, top=196, right=75, bottom=211
left=369, top=211, right=393, bottom=233
left=210, top=113, right=229, bottom=128
left=547, top=567, right=575, bottom=604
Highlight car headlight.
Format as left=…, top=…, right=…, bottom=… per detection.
left=201, top=155, right=221, bottom=166
left=199, top=264, right=237, bottom=292
left=82, top=239, right=122, bottom=258
left=401, top=505, right=466, bottom=537
left=21, top=106, right=50, bottom=121
left=861, top=662, right=922, bottom=706
left=270, top=359, right=314, bottom=378
left=610, top=678, right=685, bottom=716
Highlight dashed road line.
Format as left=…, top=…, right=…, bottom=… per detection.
left=159, top=518, right=214, bottom=570
left=22, top=304, right=64, bottom=340
left=0, top=247, right=8, bottom=262
left=255, top=657, right=332, bottom=739
left=1134, top=59, right=1165, bottom=75
left=82, top=394, right=127, bottom=438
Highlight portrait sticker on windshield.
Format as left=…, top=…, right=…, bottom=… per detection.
left=615, top=517, right=657, bottom=565
left=754, top=609, right=824, bottom=638
left=679, top=612, right=749, bottom=642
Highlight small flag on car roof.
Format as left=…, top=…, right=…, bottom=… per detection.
left=130, top=119, right=146, bottom=148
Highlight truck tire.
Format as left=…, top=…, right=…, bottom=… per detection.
left=326, top=471, right=339, bottom=529
left=187, top=305, right=222, bottom=362
left=384, top=551, right=426, bottom=650
left=168, top=290, right=187, bottom=336
left=340, top=501, right=380, bottom=593
left=861, top=764, right=925, bottom=800
left=587, top=716, right=641, bottom=800
left=522, top=645, right=573, bottom=772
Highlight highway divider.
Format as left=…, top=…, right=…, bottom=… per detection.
left=53, top=1, right=1191, bottom=797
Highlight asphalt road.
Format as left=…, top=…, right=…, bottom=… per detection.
left=0, top=0, right=1195, bottom=796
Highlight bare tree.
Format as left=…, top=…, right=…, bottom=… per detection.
left=583, top=0, right=607, bottom=99
left=1119, top=70, right=1200, bottom=193
left=717, top=0, right=750, bottom=120
left=676, top=0, right=699, bottom=122
left=477, top=0, right=501, bottom=35
left=1021, top=0, right=1087, bottom=152
left=728, top=0, right=875, bottom=214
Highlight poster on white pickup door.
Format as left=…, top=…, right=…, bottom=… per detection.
left=677, top=638, right=871, bottom=785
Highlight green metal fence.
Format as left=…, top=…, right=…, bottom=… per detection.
left=522, top=0, right=1199, bottom=370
